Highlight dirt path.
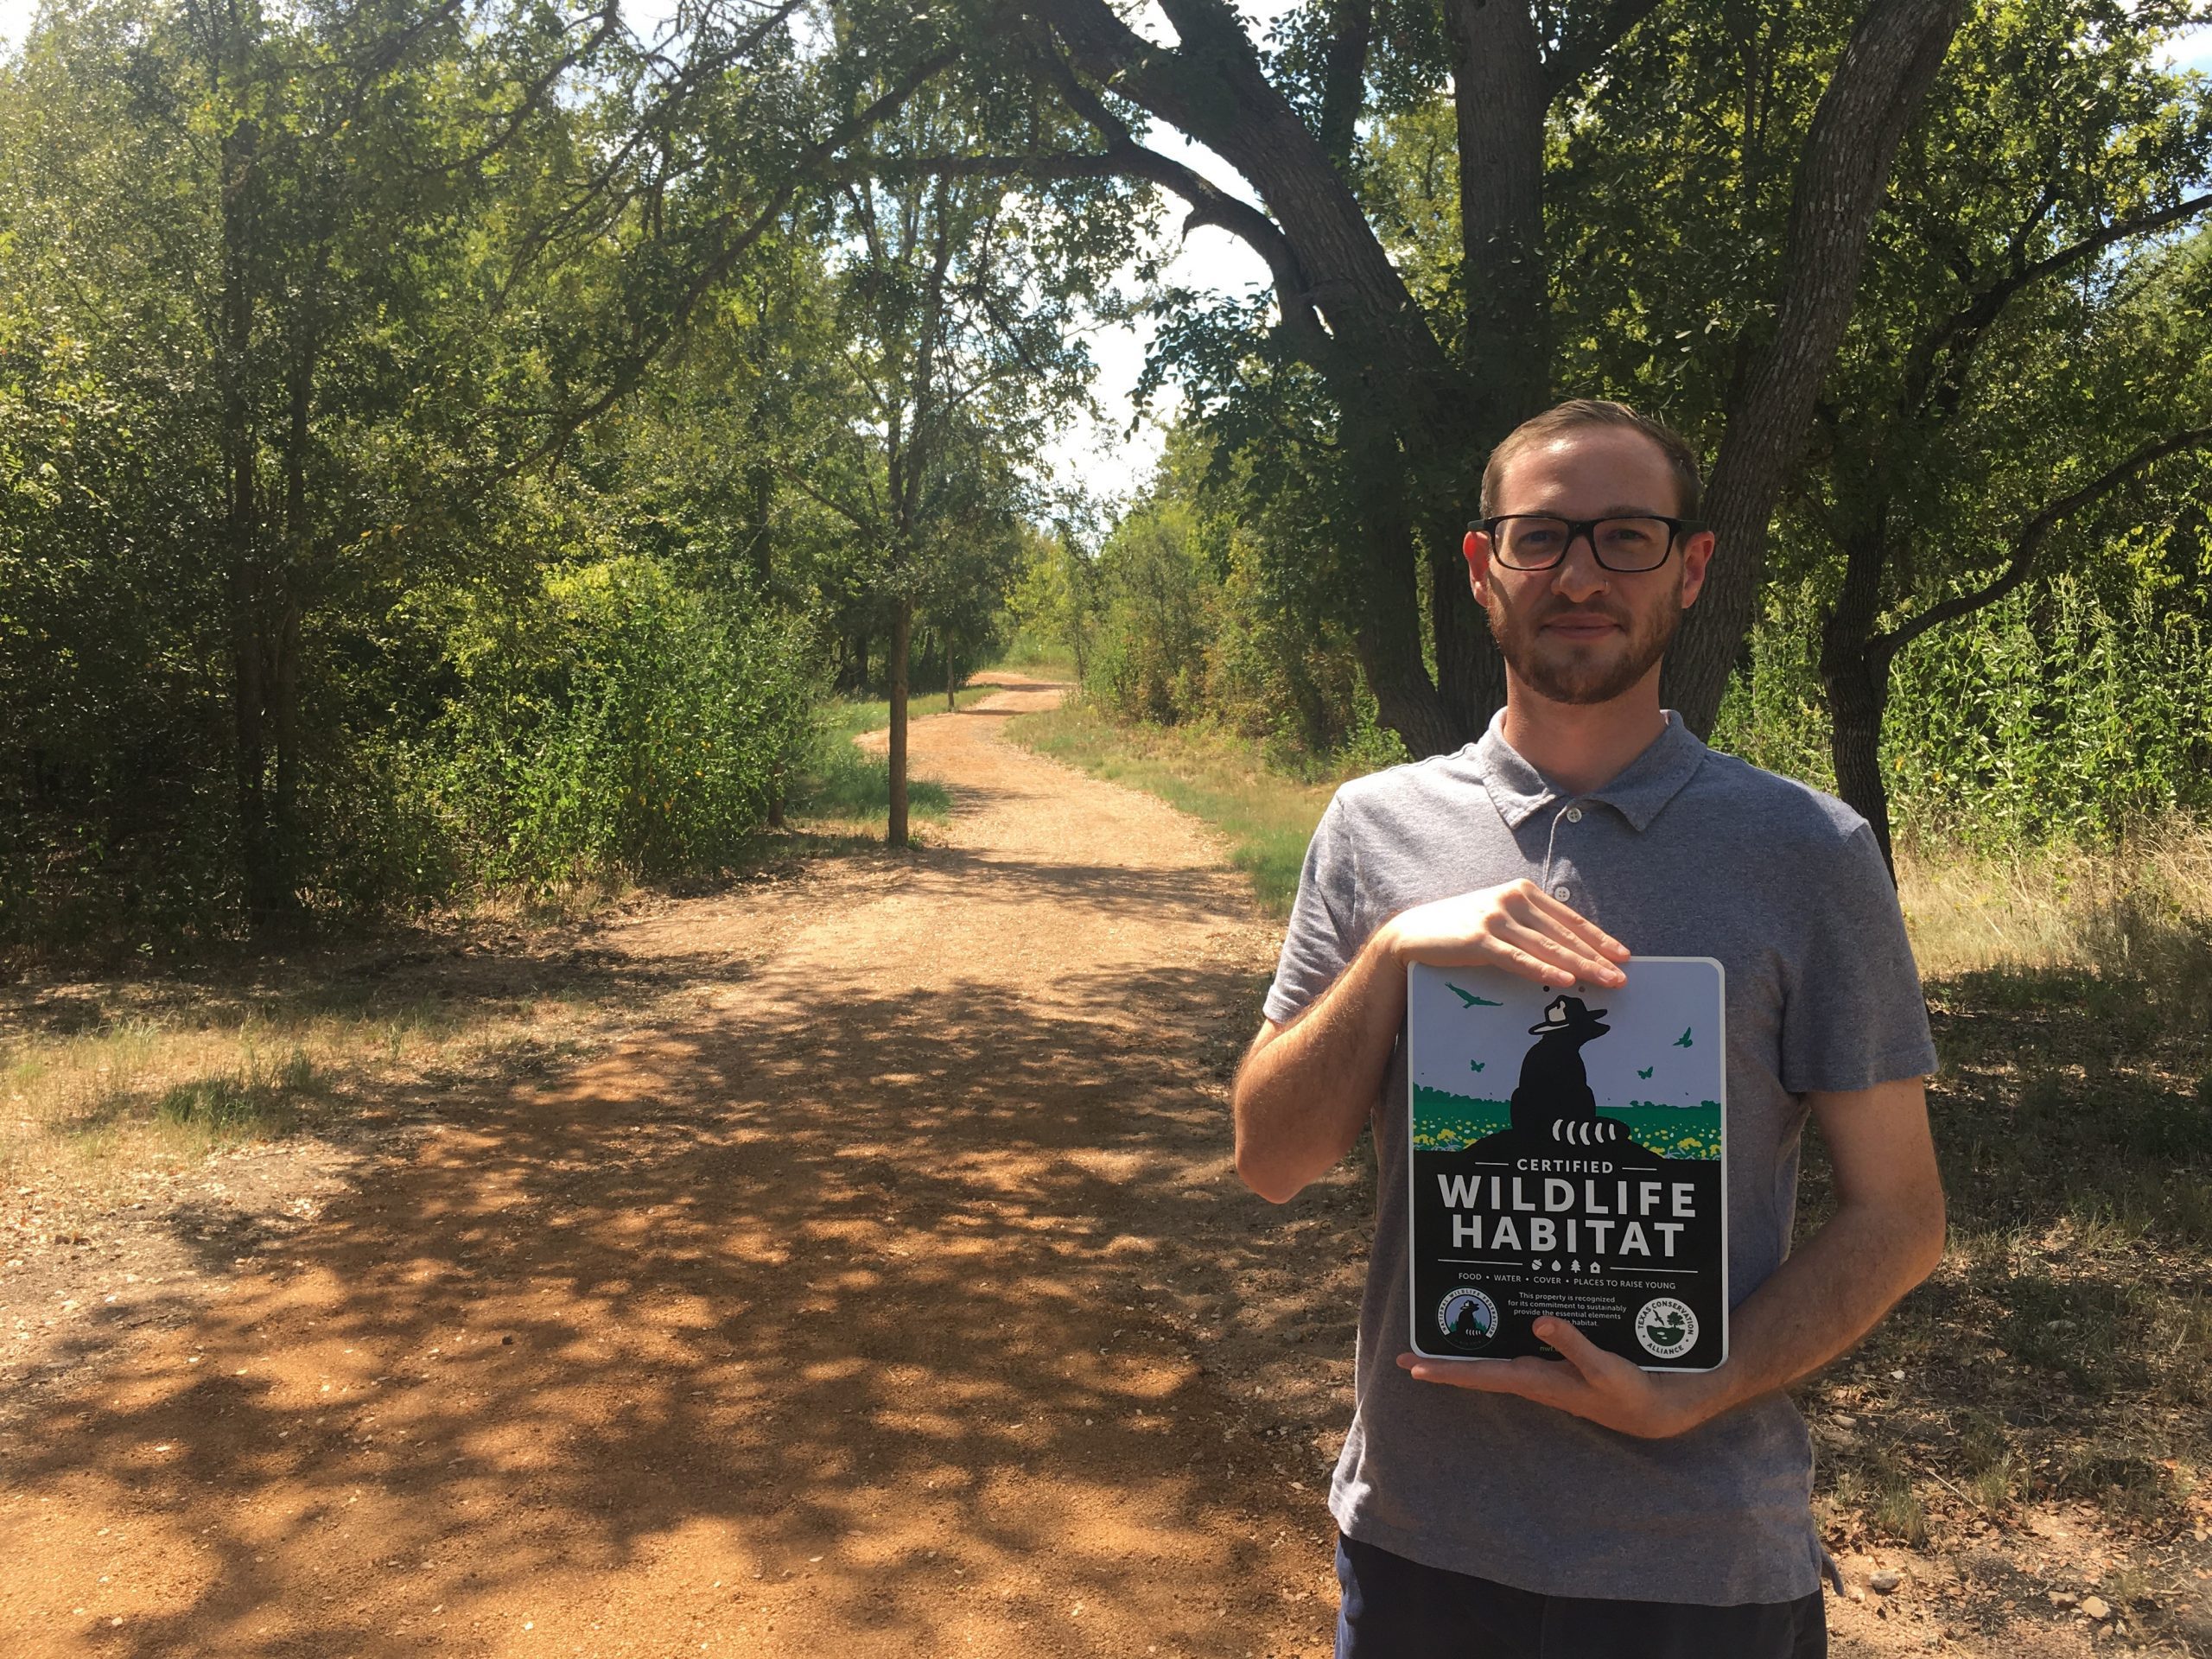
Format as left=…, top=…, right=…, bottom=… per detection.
left=0, top=677, right=2081, bottom=1658
left=0, top=678, right=1354, bottom=1657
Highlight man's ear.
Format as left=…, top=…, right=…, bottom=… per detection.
left=1679, top=529, right=1716, bottom=608
left=1464, top=529, right=1491, bottom=603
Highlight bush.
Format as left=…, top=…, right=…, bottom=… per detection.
left=1713, top=575, right=2212, bottom=848
left=1081, top=457, right=1406, bottom=775
left=433, top=557, right=818, bottom=889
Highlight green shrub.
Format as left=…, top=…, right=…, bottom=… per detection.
left=433, top=557, right=818, bottom=889
left=1713, top=575, right=2212, bottom=848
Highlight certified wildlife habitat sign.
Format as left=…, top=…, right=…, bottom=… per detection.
left=1406, top=957, right=1727, bottom=1371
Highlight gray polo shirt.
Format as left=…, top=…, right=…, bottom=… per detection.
left=1264, top=709, right=1936, bottom=1605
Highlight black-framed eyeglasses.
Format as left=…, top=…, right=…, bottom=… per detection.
left=1471, top=514, right=1704, bottom=573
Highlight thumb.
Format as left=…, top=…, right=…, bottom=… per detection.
left=1533, top=1316, right=1614, bottom=1379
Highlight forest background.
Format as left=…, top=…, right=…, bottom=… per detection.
left=6, top=0, right=2212, bottom=1620
left=5, top=0, right=2211, bottom=949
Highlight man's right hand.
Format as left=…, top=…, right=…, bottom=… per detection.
left=1380, top=879, right=1630, bottom=991
left=1233, top=881, right=1630, bottom=1202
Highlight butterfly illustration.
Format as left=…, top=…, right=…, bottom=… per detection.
left=1674, top=1027, right=1694, bottom=1048
left=1470, top=1060, right=1486, bottom=1073
left=1448, top=983, right=1503, bottom=1008
left=1637, top=1066, right=1654, bottom=1079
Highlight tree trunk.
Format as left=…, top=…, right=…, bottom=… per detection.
left=887, top=598, right=912, bottom=849
left=267, top=326, right=315, bottom=925
left=1424, top=502, right=1507, bottom=741
left=1445, top=0, right=1549, bottom=429
left=1665, top=0, right=1967, bottom=735
left=1818, top=531, right=1899, bottom=877
left=945, top=630, right=957, bottom=711
left=218, top=112, right=283, bottom=931
left=1821, top=640, right=1897, bottom=880
left=1338, top=421, right=1471, bottom=758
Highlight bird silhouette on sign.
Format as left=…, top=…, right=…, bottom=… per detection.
left=1469, top=1060, right=1486, bottom=1073
left=1674, top=1027, right=1694, bottom=1048
left=1448, top=983, right=1503, bottom=1008
left=1637, top=1066, right=1654, bottom=1079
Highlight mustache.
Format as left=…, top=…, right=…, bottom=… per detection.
left=1533, top=600, right=1631, bottom=626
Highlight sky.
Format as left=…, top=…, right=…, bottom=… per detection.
left=3, top=1, right=2206, bottom=509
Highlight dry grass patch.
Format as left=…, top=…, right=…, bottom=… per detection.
left=2, top=937, right=641, bottom=1238
left=1898, top=822, right=2212, bottom=984
left=1805, top=823, right=2212, bottom=1649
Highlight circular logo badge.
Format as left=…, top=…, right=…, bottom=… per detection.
left=1437, top=1288, right=1499, bottom=1349
left=1635, top=1297, right=1699, bottom=1360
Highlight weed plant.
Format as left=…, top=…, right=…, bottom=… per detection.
left=1715, top=575, right=2212, bottom=846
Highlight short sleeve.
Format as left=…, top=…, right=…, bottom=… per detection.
left=1777, top=821, right=1940, bottom=1093
left=1262, top=791, right=1365, bottom=1025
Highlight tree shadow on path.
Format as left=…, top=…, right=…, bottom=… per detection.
left=4, top=958, right=1347, bottom=1657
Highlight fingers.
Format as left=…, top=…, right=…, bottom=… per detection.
left=1522, top=887, right=1631, bottom=968
left=1492, top=915, right=1621, bottom=990
left=1397, top=1340, right=1694, bottom=1440
left=1531, top=1317, right=1619, bottom=1382
left=1391, top=880, right=1633, bottom=988
left=1484, top=932, right=1596, bottom=990
left=1396, top=1351, right=1578, bottom=1408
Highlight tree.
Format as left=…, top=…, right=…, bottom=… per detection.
left=0, top=0, right=630, bottom=929
left=1787, top=0, right=2212, bottom=867
left=814, top=0, right=1970, bottom=755
left=766, top=75, right=1120, bottom=845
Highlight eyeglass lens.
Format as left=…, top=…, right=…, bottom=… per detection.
left=1493, top=517, right=1674, bottom=572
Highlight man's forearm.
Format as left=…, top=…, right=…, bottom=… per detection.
left=1691, top=1192, right=1946, bottom=1422
left=1231, top=924, right=1407, bottom=1203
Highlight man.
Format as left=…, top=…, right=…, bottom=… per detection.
left=1232, top=399, right=1945, bottom=1657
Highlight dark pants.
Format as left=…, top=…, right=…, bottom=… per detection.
left=1334, top=1534, right=1827, bottom=1659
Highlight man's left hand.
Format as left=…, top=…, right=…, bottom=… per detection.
left=1395, top=1318, right=1729, bottom=1440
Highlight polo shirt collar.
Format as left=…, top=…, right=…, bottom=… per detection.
left=1471, top=709, right=1707, bottom=833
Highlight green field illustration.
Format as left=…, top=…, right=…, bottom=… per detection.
left=1413, top=1085, right=1720, bottom=1160
left=1411, top=1086, right=1511, bottom=1148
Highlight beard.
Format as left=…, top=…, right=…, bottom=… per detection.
left=1481, top=569, right=1685, bottom=706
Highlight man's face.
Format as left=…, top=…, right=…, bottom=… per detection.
left=1464, top=428, right=1714, bottom=708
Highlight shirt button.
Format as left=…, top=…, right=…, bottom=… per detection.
left=1554, top=885, right=1572, bottom=901
left=1565, top=806, right=1584, bottom=823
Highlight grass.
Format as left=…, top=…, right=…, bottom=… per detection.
left=0, top=961, right=622, bottom=1222
left=813, top=683, right=1002, bottom=745
left=1008, top=690, right=2212, bottom=1605
left=986, top=650, right=1077, bottom=682
left=784, top=690, right=985, bottom=832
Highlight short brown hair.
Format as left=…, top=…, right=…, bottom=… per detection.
left=1479, top=399, right=1703, bottom=520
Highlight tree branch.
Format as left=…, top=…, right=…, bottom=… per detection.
left=769, top=455, right=877, bottom=536
left=1010, top=27, right=1345, bottom=372
left=504, top=43, right=963, bottom=475
left=1021, top=0, right=1449, bottom=391
left=1665, top=0, right=1970, bottom=734
left=1881, top=421, right=2212, bottom=658
left=1902, top=189, right=2212, bottom=418
left=1316, top=0, right=1372, bottom=168
left=1543, top=0, right=1668, bottom=100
